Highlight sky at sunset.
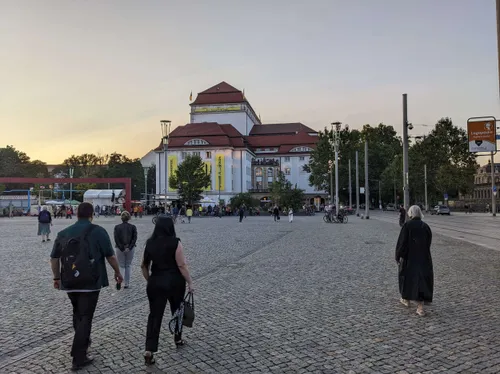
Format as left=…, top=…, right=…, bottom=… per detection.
left=1, top=0, right=499, bottom=164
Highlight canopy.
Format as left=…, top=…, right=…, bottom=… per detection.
left=83, top=189, right=124, bottom=199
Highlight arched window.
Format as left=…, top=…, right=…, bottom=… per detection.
left=184, top=139, right=209, bottom=146
left=255, top=168, right=262, bottom=176
left=267, top=168, right=274, bottom=183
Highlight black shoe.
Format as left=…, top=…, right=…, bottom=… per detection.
left=71, top=356, right=94, bottom=371
left=144, top=352, right=155, bottom=366
left=42, top=240, right=46, bottom=243
left=47, top=238, right=51, bottom=241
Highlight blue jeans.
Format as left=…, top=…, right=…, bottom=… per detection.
left=116, top=248, right=135, bottom=286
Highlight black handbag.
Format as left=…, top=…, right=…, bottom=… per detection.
left=183, top=292, right=195, bottom=328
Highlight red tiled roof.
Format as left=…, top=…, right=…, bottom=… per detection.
left=246, top=133, right=318, bottom=148
left=191, top=81, right=245, bottom=105
left=249, top=123, right=316, bottom=136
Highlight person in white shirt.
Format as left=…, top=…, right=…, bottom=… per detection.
left=288, top=208, right=294, bottom=223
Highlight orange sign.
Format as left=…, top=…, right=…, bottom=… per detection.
left=467, top=119, right=496, bottom=153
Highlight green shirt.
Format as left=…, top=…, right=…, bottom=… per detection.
left=50, top=219, right=115, bottom=291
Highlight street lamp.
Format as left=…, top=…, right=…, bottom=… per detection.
left=69, top=167, right=74, bottom=203
left=402, top=94, right=413, bottom=213
left=160, top=120, right=171, bottom=209
left=331, top=121, right=342, bottom=211
left=143, top=166, right=149, bottom=203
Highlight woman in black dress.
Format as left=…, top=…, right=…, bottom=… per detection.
left=141, top=216, right=194, bottom=365
left=395, top=205, right=433, bottom=316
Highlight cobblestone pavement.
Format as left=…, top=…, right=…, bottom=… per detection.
left=1, top=213, right=499, bottom=373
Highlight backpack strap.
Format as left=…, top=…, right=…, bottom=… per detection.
left=79, top=224, right=97, bottom=258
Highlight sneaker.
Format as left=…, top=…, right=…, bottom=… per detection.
left=400, top=298, right=410, bottom=307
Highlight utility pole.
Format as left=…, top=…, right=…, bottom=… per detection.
left=402, top=94, right=410, bottom=212
left=491, top=153, right=497, bottom=216
left=348, top=158, right=352, bottom=209
left=364, top=140, right=370, bottom=219
left=332, top=122, right=341, bottom=211
left=330, top=161, right=334, bottom=205
left=378, top=180, right=382, bottom=210
left=161, top=120, right=171, bottom=209
left=424, top=164, right=428, bottom=212
left=356, top=151, right=360, bottom=216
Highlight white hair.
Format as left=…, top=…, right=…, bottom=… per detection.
left=408, top=205, right=423, bottom=219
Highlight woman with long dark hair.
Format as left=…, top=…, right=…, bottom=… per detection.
left=141, top=216, right=194, bottom=365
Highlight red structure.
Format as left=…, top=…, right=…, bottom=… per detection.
left=0, top=177, right=132, bottom=212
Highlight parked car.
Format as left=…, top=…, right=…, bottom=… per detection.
left=431, top=205, right=450, bottom=215
left=386, top=203, right=396, bottom=211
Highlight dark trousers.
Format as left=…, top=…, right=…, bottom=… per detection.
left=68, top=291, right=100, bottom=362
left=239, top=213, right=244, bottom=222
left=146, top=279, right=185, bottom=352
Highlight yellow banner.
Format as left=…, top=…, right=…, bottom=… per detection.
left=168, top=155, right=177, bottom=191
left=215, top=154, right=225, bottom=191
left=203, top=161, right=212, bottom=191
left=193, top=105, right=242, bottom=113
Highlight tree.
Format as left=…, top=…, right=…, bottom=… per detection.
left=104, top=153, right=145, bottom=200
left=62, top=153, right=106, bottom=178
left=147, top=164, right=156, bottom=197
left=230, top=193, right=260, bottom=208
left=270, top=171, right=305, bottom=210
left=169, top=154, right=211, bottom=205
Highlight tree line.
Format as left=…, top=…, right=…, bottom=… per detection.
left=0, top=146, right=155, bottom=201
left=303, top=118, right=477, bottom=206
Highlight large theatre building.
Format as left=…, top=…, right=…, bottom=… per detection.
left=151, top=82, right=327, bottom=208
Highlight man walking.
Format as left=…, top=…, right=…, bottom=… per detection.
left=50, top=203, right=123, bottom=371
left=399, top=205, right=406, bottom=227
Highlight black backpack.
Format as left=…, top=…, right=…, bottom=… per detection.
left=39, top=210, right=51, bottom=223
left=61, top=225, right=99, bottom=290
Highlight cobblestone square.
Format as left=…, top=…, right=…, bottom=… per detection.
left=1, top=213, right=499, bottom=373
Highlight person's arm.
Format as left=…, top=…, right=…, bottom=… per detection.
left=130, top=225, right=138, bottom=248
left=50, top=236, right=62, bottom=289
left=113, top=226, right=122, bottom=250
left=141, top=248, right=151, bottom=281
left=175, top=242, right=193, bottom=291
left=395, top=225, right=409, bottom=262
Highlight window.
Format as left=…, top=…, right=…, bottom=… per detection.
left=285, top=167, right=291, bottom=175
left=256, top=181, right=262, bottom=189
left=206, top=151, right=212, bottom=159
left=290, top=146, right=313, bottom=153
left=192, top=151, right=201, bottom=157
left=184, top=139, right=209, bottom=146
left=299, top=156, right=305, bottom=161
left=284, top=157, right=290, bottom=162
left=181, top=152, right=188, bottom=160
left=255, top=168, right=262, bottom=176
left=267, top=168, right=273, bottom=182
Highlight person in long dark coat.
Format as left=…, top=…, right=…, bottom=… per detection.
left=399, top=205, right=406, bottom=227
left=395, top=205, right=433, bottom=316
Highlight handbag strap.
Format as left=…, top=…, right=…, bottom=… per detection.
left=184, top=291, right=194, bottom=307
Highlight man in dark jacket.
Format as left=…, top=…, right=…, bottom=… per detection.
left=399, top=205, right=406, bottom=227
left=113, top=211, right=137, bottom=289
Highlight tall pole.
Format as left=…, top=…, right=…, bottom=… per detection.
left=364, top=140, right=370, bottom=219
left=378, top=180, right=382, bottom=210
left=143, top=167, right=149, bottom=203
left=161, top=120, right=171, bottom=209
left=332, top=122, right=341, bottom=211
left=330, top=163, right=334, bottom=204
left=491, top=153, right=497, bottom=216
left=69, top=167, right=74, bottom=203
left=393, top=177, right=396, bottom=205
left=355, top=151, right=360, bottom=216
left=402, top=93, right=410, bottom=212
left=424, top=164, right=428, bottom=212
left=496, top=0, right=500, bottom=98
left=348, top=158, right=352, bottom=209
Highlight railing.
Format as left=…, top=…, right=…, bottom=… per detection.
left=251, top=159, right=279, bottom=166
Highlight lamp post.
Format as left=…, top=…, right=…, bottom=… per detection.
left=143, top=167, right=149, bottom=203
left=69, top=167, right=74, bottom=202
left=402, top=94, right=412, bottom=213
left=331, top=121, right=342, bottom=211
left=160, top=120, right=171, bottom=209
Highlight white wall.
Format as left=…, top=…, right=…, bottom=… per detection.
left=190, top=110, right=257, bottom=136
left=140, top=150, right=156, bottom=168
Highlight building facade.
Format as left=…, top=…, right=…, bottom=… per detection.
left=152, top=82, right=327, bottom=206
left=472, top=163, right=500, bottom=202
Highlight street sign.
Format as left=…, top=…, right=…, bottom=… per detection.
left=493, top=186, right=497, bottom=192
left=467, top=117, right=497, bottom=153
left=444, top=193, right=448, bottom=201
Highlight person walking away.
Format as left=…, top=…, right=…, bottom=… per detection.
left=133, top=205, right=138, bottom=218
left=141, top=216, right=194, bottom=365
left=38, top=206, right=53, bottom=242
left=395, top=205, right=433, bottom=317
left=50, top=203, right=123, bottom=370
left=186, top=207, right=193, bottom=223
left=179, top=206, right=186, bottom=223
left=288, top=207, right=294, bottom=223
left=95, top=205, right=100, bottom=218
left=172, top=206, right=179, bottom=223
left=114, top=211, right=138, bottom=289
left=273, top=205, right=280, bottom=222
left=139, top=205, right=144, bottom=218
left=239, top=206, right=244, bottom=223
left=399, top=205, right=406, bottom=227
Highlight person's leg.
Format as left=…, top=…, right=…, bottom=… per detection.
left=70, top=292, right=100, bottom=363
left=116, top=250, right=126, bottom=280
left=124, top=249, right=135, bottom=287
left=416, top=300, right=425, bottom=315
left=145, top=284, right=169, bottom=353
left=168, top=283, right=186, bottom=344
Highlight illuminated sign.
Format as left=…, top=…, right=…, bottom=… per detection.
left=467, top=117, right=497, bottom=153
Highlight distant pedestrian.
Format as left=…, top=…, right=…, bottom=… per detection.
left=50, top=203, right=123, bottom=370
left=395, top=205, right=433, bottom=317
left=114, top=211, right=138, bottom=289
left=141, top=216, right=194, bottom=365
left=288, top=207, right=294, bottom=223
left=95, top=205, right=100, bottom=218
left=273, top=205, right=280, bottom=222
left=186, top=207, right=193, bottom=223
left=239, top=206, right=244, bottom=223
left=399, top=205, right=406, bottom=227
left=38, top=206, right=53, bottom=242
